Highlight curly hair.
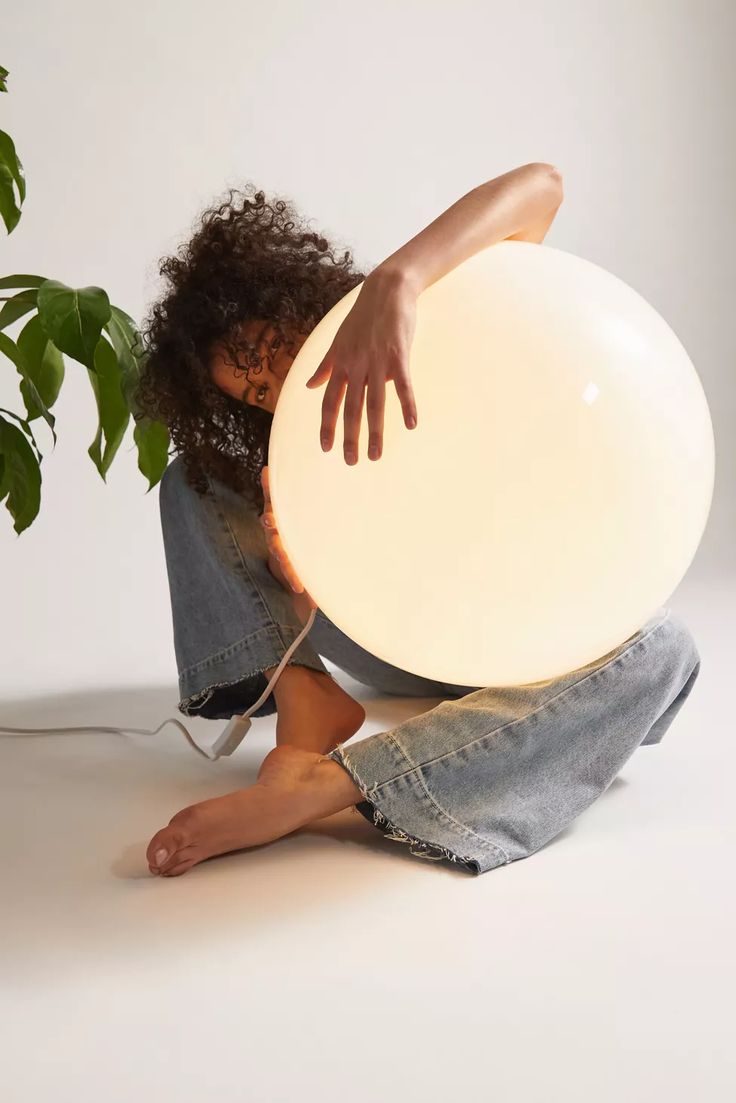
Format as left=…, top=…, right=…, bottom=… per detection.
left=134, top=183, right=367, bottom=513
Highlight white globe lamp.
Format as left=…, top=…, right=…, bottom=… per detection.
left=267, top=241, right=714, bottom=686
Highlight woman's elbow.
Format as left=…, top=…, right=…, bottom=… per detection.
left=540, top=163, right=564, bottom=200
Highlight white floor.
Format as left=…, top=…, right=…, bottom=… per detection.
left=2, top=573, right=733, bottom=1103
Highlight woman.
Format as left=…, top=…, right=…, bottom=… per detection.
left=136, top=164, right=701, bottom=878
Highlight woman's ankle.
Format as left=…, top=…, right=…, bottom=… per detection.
left=306, top=754, right=364, bottom=817
left=261, top=662, right=365, bottom=753
left=264, top=662, right=336, bottom=704
left=256, top=744, right=363, bottom=820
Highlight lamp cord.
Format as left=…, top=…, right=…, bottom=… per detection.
left=0, top=607, right=318, bottom=762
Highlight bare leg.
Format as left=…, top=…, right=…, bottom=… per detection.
left=146, top=561, right=366, bottom=878
left=147, top=745, right=362, bottom=877
left=264, top=560, right=365, bottom=754
left=261, top=663, right=364, bottom=754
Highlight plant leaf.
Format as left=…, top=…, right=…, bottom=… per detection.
left=37, top=279, right=111, bottom=370
left=0, top=65, right=8, bottom=94
left=0, top=412, right=41, bottom=534
left=0, top=331, right=57, bottom=445
left=0, top=161, right=21, bottom=234
left=0, top=405, right=42, bottom=462
left=0, top=274, right=46, bottom=290
left=104, top=304, right=171, bottom=488
left=0, top=288, right=37, bottom=331
left=133, top=417, right=170, bottom=491
left=104, top=304, right=145, bottom=414
left=86, top=337, right=129, bottom=480
left=0, top=128, right=26, bottom=204
left=16, top=314, right=65, bottom=418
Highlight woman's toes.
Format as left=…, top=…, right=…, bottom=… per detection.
left=146, top=823, right=190, bottom=874
left=157, top=846, right=199, bottom=876
left=161, top=857, right=197, bottom=877
left=144, top=760, right=332, bottom=879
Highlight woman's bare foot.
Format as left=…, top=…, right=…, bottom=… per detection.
left=146, top=744, right=363, bottom=878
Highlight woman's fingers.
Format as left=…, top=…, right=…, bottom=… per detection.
left=260, top=464, right=313, bottom=602
left=262, top=515, right=303, bottom=593
left=319, top=371, right=348, bottom=454
left=261, top=465, right=271, bottom=508
left=263, top=520, right=288, bottom=572
left=273, top=546, right=303, bottom=592
left=260, top=467, right=280, bottom=550
left=366, top=369, right=386, bottom=461
left=268, top=548, right=302, bottom=593
left=341, top=380, right=366, bottom=465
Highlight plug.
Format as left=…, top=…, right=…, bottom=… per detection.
left=210, top=714, right=253, bottom=759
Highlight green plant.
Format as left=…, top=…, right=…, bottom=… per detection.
left=0, top=62, right=170, bottom=534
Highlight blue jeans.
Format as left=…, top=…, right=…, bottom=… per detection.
left=159, top=455, right=702, bottom=875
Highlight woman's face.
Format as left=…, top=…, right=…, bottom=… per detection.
left=209, top=319, right=306, bottom=415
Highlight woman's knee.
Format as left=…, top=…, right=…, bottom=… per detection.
left=159, top=455, right=217, bottom=518
left=158, top=455, right=218, bottom=547
left=159, top=454, right=189, bottom=505
left=647, top=610, right=701, bottom=695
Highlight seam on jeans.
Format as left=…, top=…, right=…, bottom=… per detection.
left=204, top=470, right=296, bottom=660
left=381, top=609, right=674, bottom=786
left=331, top=745, right=492, bottom=871
left=179, top=622, right=316, bottom=679
left=380, top=732, right=511, bottom=863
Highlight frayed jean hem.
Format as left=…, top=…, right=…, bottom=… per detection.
left=326, top=742, right=507, bottom=875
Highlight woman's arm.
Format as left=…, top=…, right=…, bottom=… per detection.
left=306, top=163, right=564, bottom=464
left=369, top=162, right=564, bottom=296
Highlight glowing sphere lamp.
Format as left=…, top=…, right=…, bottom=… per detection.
left=267, top=241, right=714, bottom=686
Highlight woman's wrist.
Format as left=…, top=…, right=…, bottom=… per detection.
left=365, top=260, right=422, bottom=300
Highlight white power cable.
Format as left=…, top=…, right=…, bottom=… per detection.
left=0, top=607, right=318, bottom=762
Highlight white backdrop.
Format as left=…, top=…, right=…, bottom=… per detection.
left=1, top=0, right=733, bottom=698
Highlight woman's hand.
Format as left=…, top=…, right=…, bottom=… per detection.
left=260, top=466, right=317, bottom=610
left=304, top=267, right=419, bottom=465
